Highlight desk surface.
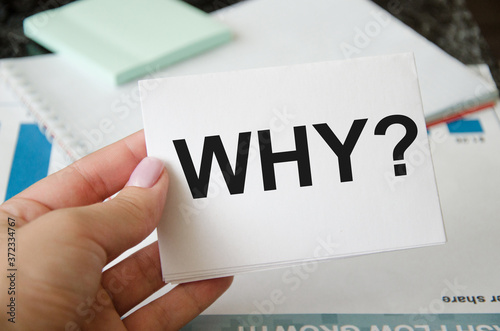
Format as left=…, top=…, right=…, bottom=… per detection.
left=1, top=0, right=499, bottom=87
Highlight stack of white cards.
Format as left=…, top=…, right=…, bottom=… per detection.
left=140, top=53, right=446, bottom=284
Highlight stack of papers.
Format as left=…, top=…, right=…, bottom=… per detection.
left=141, top=53, right=446, bottom=283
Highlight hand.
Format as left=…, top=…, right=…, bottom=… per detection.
left=0, top=130, right=233, bottom=330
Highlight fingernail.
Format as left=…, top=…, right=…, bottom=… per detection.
left=126, top=157, right=164, bottom=188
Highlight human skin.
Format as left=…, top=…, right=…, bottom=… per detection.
left=0, top=130, right=232, bottom=330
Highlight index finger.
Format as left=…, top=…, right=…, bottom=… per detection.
left=1, top=130, right=147, bottom=222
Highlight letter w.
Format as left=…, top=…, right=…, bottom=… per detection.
left=173, top=133, right=251, bottom=199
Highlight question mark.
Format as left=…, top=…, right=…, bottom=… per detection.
left=374, top=115, right=418, bottom=176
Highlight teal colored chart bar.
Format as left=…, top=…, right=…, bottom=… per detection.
left=5, top=124, right=51, bottom=200
left=184, top=314, right=500, bottom=330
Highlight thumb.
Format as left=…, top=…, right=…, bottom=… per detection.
left=79, top=156, right=169, bottom=263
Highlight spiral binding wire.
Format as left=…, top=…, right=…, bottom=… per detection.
left=0, top=61, right=83, bottom=161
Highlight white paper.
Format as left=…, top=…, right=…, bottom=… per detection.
left=0, top=80, right=70, bottom=202
left=1, top=0, right=497, bottom=161
left=140, top=54, right=445, bottom=283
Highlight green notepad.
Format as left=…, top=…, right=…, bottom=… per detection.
left=24, top=0, right=232, bottom=85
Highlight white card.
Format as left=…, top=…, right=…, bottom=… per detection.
left=140, top=53, right=445, bottom=283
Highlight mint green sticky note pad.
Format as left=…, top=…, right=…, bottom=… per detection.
left=24, top=0, right=232, bottom=85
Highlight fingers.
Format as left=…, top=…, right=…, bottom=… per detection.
left=123, top=277, right=234, bottom=330
left=73, top=157, right=169, bottom=264
left=1, top=130, right=147, bottom=222
left=101, top=242, right=165, bottom=316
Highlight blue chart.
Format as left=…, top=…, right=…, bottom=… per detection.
left=446, top=118, right=483, bottom=134
left=5, top=123, right=52, bottom=201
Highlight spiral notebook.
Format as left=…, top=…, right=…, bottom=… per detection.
left=1, top=0, right=497, bottom=161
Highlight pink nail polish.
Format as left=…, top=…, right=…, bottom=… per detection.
left=126, top=157, right=164, bottom=188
